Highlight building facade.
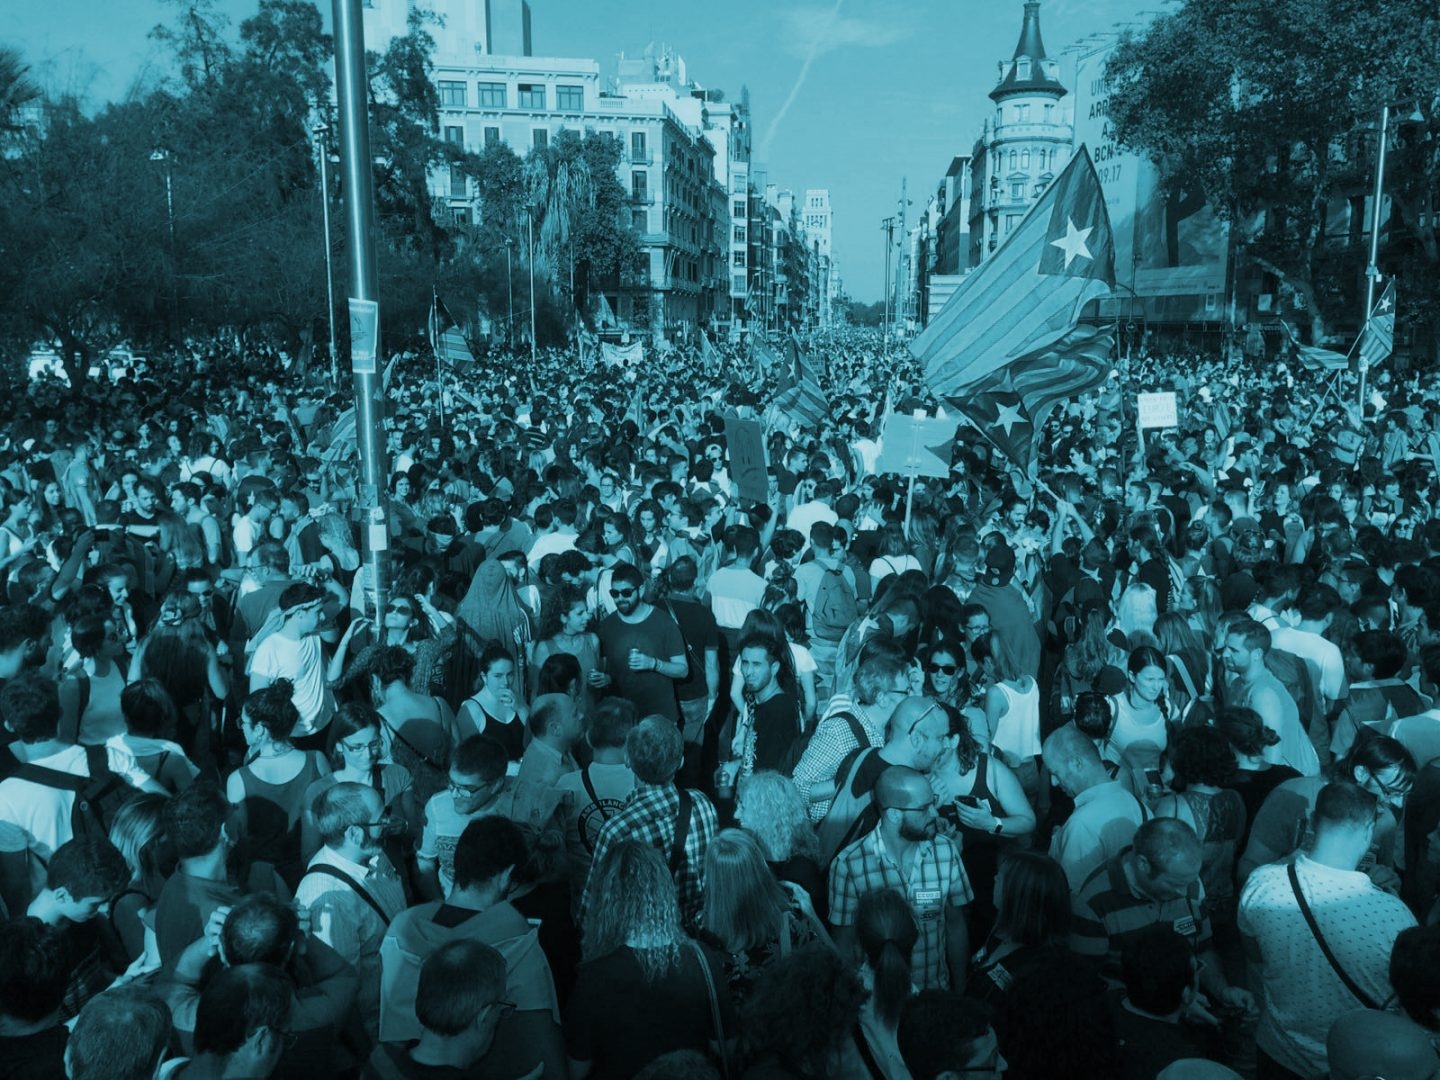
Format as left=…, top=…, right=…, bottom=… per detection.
left=967, top=0, right=1072, bottom=266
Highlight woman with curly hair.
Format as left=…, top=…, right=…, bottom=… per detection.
left=740, top=945, right=868, bottom=1078
left=531, top=583, right=599, bottom=701
left=1152, top=724, right=1246, bottom=924
left=567, top=841, right=736, bottom=1080
left=735, top=770, right=826, bottom=921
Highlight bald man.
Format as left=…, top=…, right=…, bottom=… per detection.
left=1044, top=723, right=1148, bottom=891
left=829, top=765, right=973, bottom=991
left=515, top=693, right=583, bottom=788
left=1328, top=1010, right=1438, bottom=1080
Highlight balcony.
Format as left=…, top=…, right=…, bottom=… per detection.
left=628, top=193, right=655, bottom=206
left=629, top=151, right=654, bottom=165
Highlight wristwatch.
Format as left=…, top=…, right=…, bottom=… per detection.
left=992, top=819, right=1004, bottom=836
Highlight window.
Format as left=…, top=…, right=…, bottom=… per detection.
left=631, top=132, right=647, bottom=163
left=733, top=251, right=746, bottom=268
left=556, top=84, right=583, bottom=111
left=444, top=125, right=464, bottom=147
left=631, top=170, right=648, bottom=201
left=532, top=128, right=548, bottom=150
left=517, top=84, right=545, bottom=109
left=439, top=81, right=466, bottom=108
left=1020, top=149, right=1030, bottom=170
left=632, top=209, right=648, bottom=232
left=1005, top=213, right=1020, bottom=233
left=1016, top=103, right=1030, bottom=122
left=734, top=226, right=745, bottom=243
left=1044, top=103, right=1055, bottom=122
left=1011, top=183, right=1023, bottom=199
left=484, top=126, right=501, bottom=148
left=448, top=164, right=467, bottom=199
left=477, top=82, right=506, bottom=108
left=1009, top=150, right=1018, bottom=171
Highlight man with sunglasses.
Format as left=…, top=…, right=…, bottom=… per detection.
left=297, top=782, right=407, bottom=1036
left=593, top=562, right=686, bottom=724
left=829, top=763, right=973, bottom=991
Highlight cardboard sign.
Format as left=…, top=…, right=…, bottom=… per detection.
left=1136, top=391, right=1179, bottom=430
left=723, top=417, right=769, bottom=503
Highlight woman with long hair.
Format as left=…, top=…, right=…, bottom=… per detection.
left=1152, top=725, right=1247, bottom=925
left=1153, top=612, right=1212, bottom=723
left=1106, top=645, right=1172, bottom=763
left=569, top=841, right=735, bottom=1079
left=920, top=640, right=966, bottom=712
left=735, top=770, right=826, bottom=920
left=105, top=793, right=173, bottom=971
left=631, top=498, right=668, bottom=575
left=113, top=678, right=200, bottom=793
left=1214, top=706, right=1298, bottom=830
left=455, top=642, right=528, bottom=761
left=868, top=522, right=923, bottom=593
left=930, top=703, right=1035, bottom=939
left=1053, top=602, right=1110, bottom=722
left=531, top=583, right=599, bottom=701
left=1112, top=581, right=1160, bottom=652
left=225, top=680, right=331, bottom=889
left=698, top=829, right=824, bottom=1006
left=980, top=630, right=1043, bottom=802
left=969, top=849, right=1071, bottom=1008
left=131, top=590, right=229, bottom=760
left=594, top=508, right=637, bottom=569
left=854, top=889, right=918, bottom=1080
left=329, top=591, right=446, bottom=698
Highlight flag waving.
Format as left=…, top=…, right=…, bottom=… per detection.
left=429, top=293, right=475, bottom=365
left=911, top=147, right=1116, bottom=401
left=770, top=338, right=829, bottom=429
left=1359, top=278, right=1396, bottom=371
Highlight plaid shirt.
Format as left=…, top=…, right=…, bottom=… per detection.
left=582, top=781, right=718, bottom=929
left=829, top=828, right=973, bottom=990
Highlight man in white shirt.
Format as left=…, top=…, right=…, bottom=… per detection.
left=1270, top=584, right=1347, bottom=716
left=787, top=477, right=839, bottom=543
left=525, top=499, right=578, bottom=571
left=1240, top=780, right=1415, bottom=1078
left=0, top=675, right=163, bottom=913
left=296, top=782, right=408, bottom=1036
left=1043, top=724, right=1147, bottom=890
left=249, top=582, right=335, bottom=743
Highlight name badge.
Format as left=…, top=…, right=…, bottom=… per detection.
left=913, top=889, right=943, bottom=918
left=1173, top=915, right=1197, bottom=937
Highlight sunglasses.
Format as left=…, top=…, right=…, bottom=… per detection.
left=609, top=587, right=637, bottom=599
left=385, top=602, right=414, bottom=615
left=927, top=663, right=959, bottom=676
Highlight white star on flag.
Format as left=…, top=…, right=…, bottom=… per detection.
left=1379, top=296, right=1393, bottom=313
left=1049, top=217, right=1094, bottom=270
left=993, top=400, right=1027, bottom=436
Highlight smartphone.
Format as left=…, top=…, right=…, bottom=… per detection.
left=956, top=795, right=981, bottom=809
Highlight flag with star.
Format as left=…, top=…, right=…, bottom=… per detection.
left=947, top=324, right=1115, bottom=472
left=1359, top=278, right=1396, bottom=371
left=910, top=146, right=1116, bottom=402
left=770, top=337, right=829, bottom=429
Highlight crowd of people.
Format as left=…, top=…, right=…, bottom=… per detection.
left=0, top=325, right=1439, bottom=1079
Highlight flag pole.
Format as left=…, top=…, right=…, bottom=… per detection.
left=431, top=286, right=446, bottom=433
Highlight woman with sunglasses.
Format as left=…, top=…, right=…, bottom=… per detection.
left=929, top=703, right=1035, bottom=941
left=920, top=642, right=966, bottom=711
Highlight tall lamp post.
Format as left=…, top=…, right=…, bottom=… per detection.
left=150, top=148, right=177, bottom=328
left=314, top=123, right=339, bottom=388
left=524, top=202, right=537, bottom=364
left=505, top=237, right=516, bottom=348
left=880, top=215, right=896, bottom=350
left=1357, top=103, right=1393, bottom=410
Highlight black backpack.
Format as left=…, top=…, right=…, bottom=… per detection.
left=779, top=710, right=868, bottom=779
left=15, top=745, right=133, bottom=848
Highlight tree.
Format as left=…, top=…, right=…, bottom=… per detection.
left=0, top=47, right=41, bottom=134
left=1107, top=0, right=1440, bottom=353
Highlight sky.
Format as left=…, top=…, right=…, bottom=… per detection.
left=9, top=0, right=1167, bottom=301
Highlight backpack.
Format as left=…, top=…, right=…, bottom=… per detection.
left=779, top=710, right=867, bottom=779
left=815, top=746, right=881, bottom=866
left=812, top=566, right=858, bottom=642
left=15, top=745, right=132, bottom=849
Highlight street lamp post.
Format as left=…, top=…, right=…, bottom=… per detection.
left=1357, top=103, right=1391, bottom=410
left=314, top=123, right=339, bottom=388
left=505, top=238, right=515, bottom=348
left=150, top=148, right=177, bottom=328
left=523, top=203, right=537, bottom=364
left=881, top=216, right=896, bottom=350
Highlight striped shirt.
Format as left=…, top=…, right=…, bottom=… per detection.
left=1070, top=849, right=1210, bottom=982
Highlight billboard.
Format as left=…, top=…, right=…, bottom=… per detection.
left=1071, top=45, right=1228, bottom=300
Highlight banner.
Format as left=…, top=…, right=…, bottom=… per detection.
left=723, top=417, right=769, bottom=502
left=1136, top=392, right=1179, bottom=429
left=601, top=340, right=645, bottom=368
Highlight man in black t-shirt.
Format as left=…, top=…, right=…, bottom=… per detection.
left=594, top=563, right=686, bottom=723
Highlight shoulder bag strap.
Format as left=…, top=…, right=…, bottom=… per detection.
left=670, top=786, right=693, bottom=875
left=302, top=863, right=392, bottom=927
left=580, top=766, right=615, bottom=822
left=1286, top=862, right=1379, bottom=1009
left=687, top=939, right=731, bottom=1080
